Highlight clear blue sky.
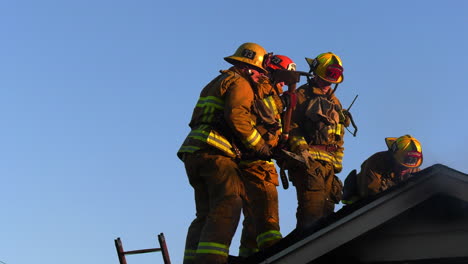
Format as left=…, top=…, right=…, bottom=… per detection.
left=1, top=1, right=467, bottom=263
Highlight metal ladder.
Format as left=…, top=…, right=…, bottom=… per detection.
left=114, top=233, right=171, bottom=264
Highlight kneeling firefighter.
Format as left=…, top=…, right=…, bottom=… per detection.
left=342, top=135, right=423, bottom=204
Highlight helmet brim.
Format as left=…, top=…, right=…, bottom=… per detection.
left=224, top=56, right=267, bottom=73
left=385, top=137, right=397, bottom=150
left=305, top=57, right=315, bottom=68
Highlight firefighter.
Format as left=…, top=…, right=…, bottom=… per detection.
left=237, top=55, right=296, bottom=258
left=287, top=52, right=349, bottom=231
left=177, top=42, right=274, bottom=264
left=342, top=135, right=423, bottom=204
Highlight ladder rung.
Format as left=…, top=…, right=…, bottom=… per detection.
left=123, top=248, right=161, bottom=255
left=114, top=233, right=171, bottom=264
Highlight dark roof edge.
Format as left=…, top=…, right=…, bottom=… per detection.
left=258, top=164, right=468, bottom=264
left=425, top=163, right=468, bottom=180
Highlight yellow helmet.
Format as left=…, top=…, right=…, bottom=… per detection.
left=385, top=135, right=423, bottom=168
left=224, top=42, right=268, bottom=73
left=305, top=52, right=344, bottom=83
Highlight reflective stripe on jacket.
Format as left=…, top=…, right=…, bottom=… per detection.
left=178, top=124, right=236, bottom=157
left=177, top=68, right=268, bottom=159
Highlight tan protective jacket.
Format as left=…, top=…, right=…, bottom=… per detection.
left=289, top=84, right=347, bottom=173
left=248, top=76, right=284, bottom=151
left=177, top=68, right=282, bottom=160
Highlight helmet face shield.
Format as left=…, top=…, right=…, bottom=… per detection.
left=324, top=64, right=343, bottom=82
left=308, top=52, right=344, bottom=83
left=402, top=151, right=423, bottom=167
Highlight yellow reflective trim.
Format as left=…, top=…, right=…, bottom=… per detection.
left=188, top=129, right=211, bottom=141
left=185, top=125, right=235, bottom=157
left=178, top=145, right=201, bottom=153
left=257, top=230, right=282, bottom=247
left=291, top=136, right=307, bottom=145
left=263, top=96, right=279, bottom=115
left=309, top=149, right=332, bottom=158
left=342, top=195, right=359, bottom=205
left=326, top=123, right=344, bottom=136
left=202, top=106, right=214, bottom=115
left=206, top=131, right=235, bottom=156
left=196, top=249, right=228, bottom=257
left=184, top=249, right=196, bottom=260
left=201, top=114, right=215, bottom=123
left=196, top=96, right=224, bottom=109
left=193, top=96, right=224, bottom=124
left=239, top=247, right=259, bottom=257
left=198, top=242, right=229, bottom=249
left=239, top=160, right=274, bottom=166
left=308, top=149, right=343, bottom=171
left=197, top=242, right=229, bottom=257
left=245, top=129, right=262, bottom=147
left=337, top=123, right=343, bottom=134
left=201, top=107, right=216, bottom=123
left=290, top=136, right=307, bottom=152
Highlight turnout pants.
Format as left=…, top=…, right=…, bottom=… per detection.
left=183, top=150, right=243, bottom=264
left=289, top=160, right=336, bottom=231
left=238, top=160, right=282, bottom=257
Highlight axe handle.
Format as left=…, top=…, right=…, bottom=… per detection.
left=281, top=82, right=296, bottom=142
left=278, top=81, right=296, bottom=190
left=279, top=166, right=289, bottom=190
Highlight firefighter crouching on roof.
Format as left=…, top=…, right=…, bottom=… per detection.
left=287, top=52, right=349, bottom=231
left=342, top=135, right=423, bottom=204
left=177, top=42, right=274, bottom=264
left=238, top=55, right=297, bottom=258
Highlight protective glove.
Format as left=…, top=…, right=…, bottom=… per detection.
left=280, top=91, right=297, bottom=110
left=255, top=144, right=273, bottom=160
left=340, top=109, right=351, bottom=127
left=300, top=149, right=315, bottom=170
